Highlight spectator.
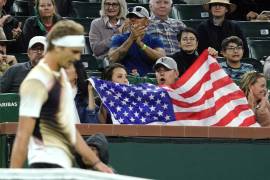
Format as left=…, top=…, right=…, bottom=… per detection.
left=153, top=56, right=179, bottom=86
left=23, top=0, right=62, bottom=51
left=0, top=36, right=46, bottom=93
left=108, top=6, right=165, bottom=76
left=0, top=31, right=17, bottom=77
left=76, top=133, right=111, bottom=169
left=83, top=63, right=129, bottom=124
left=240, top=71, right=270, bottom=127
left=263, top=56, right=270, bottom=79
left=171, top=27, right=218, bottom=77
left=228, top=0, right=270, bottom=21
left=0, top=0, right=24, bottom=53
left=65, top=61, right=99, bottom=124
left=89, top=0, right=127, bottom=61
left=148, top=0, right=186, bottom=56
left=97, top=63, right=129, bottom=124
left=197, top=0, right=249, bottom=58
left=28, top=0, right=76, bottom=17
left=220, top=36, right=255, bottom=80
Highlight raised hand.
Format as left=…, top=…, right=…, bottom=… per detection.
left=0, top=15, right=11, bottom=27
left=12, top=22, right=22, bottom=39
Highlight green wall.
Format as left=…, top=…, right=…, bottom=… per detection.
left=109, top=137, right=270, bottom=180
left=2, top=136, right=270, bottom=180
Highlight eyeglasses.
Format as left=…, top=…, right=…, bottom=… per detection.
left=225, top=46, right=243, bottom=51
left=182, top=38, right=196, bottom=42
left=104, top=2, right=119, bottom=8
left=31, top=48, right=44, bottom=53
left=128, top=6, right=142, bottom=13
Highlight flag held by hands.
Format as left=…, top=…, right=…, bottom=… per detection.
left=89, top=50, right=258, bottom=127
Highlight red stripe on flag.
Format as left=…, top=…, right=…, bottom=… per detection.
left=174, top=90, right=249, bottom=120
left=173, top=63, right=221, bottom=98
left=177, top=50, right=210, bottom=85
left=171, top=76, right=234, bottom=108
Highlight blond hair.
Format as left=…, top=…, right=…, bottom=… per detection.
left=239, top=71, right=266, bottom=97
left=46, top=20, right=84, bottom=51
left=99, top=0, right=127, bottom=19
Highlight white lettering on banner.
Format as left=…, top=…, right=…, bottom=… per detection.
left=0, top=102, right=18, bottom=107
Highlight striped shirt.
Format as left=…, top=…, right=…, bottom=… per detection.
left=147, top=16, right=186, bottom=56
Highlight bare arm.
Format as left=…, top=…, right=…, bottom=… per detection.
left=98, top=103, right=108, bottom=124
left=87, top=84, right=96, bottom=110
left=10, top=117, right=36, bottom=168
left=108, top=23, right=147, bottom=62
left=136, top=38, right=165, bottom=61
left=108, top=35, right=134, bottom=62
left=75, top=131, right=113, bottom=173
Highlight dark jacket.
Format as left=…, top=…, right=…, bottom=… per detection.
left=22, top=15, right=62, bottom=51
left=74, top=93, right=100, bottom=124
left=75, top=133, right=110, bottom=168
left=86, top=133, right=109, bottom=165
left=171, top=50, right=199, bottom=77
left=197, top=19, right=249, bottom=58
left=0, top=61, right=32, bottom=93
left=228, top=0, right=270, bottom=21
left=1, top=10, right=24, bottom=53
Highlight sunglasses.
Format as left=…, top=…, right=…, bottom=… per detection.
left=128, top=6, right=143, bottom=13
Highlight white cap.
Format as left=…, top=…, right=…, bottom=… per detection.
left=126, top=6, right=149, bottom=18
left=153, top=57, right=178, bottom=71
left=28, top=36, right=47, bottom=49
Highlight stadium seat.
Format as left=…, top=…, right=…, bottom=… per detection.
left=238, top=21, right=270, bottom=38
left=128, top=75, right=157, bottom=85
left=247, top=38, right=270, bottom=60
left=64, top=17, right=94, bottom=35
left=72, top=1, right=101, bottom=18
left=83, top=36, right=93, bottom=55
left=172, top=4, right=209, bottom=20
left=241, top=58, right=264, bottom=73
left=80, top=54, right=103, bottom=71
left=0, top=93, right=19, bottom=122
left=13, top=0, right=34, bottom=16
left=182, top=19, right=203, bottom=29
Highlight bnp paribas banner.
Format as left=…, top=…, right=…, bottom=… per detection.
left=0, top=93, right=19, bottom=122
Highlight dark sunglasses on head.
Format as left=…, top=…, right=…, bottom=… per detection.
left=128, top=6, right=142, bottom=13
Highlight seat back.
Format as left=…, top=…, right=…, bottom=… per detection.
left=72, top=1, right=101, bottom=18
left=14, top=0, right=34, bottom=16
left=247, top=38, right=270, bottom=60
left=172, top=4, right=209, bottom=20
left=80, top=54, right=103, bottom=71
left=238, top=21, right=270, bottom=38
left=0, top=93, right=20, bottom=122
left=64, top=17, right=94, bottom=35
left=182, top=19, right=203, bottom=29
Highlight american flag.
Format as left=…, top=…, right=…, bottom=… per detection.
left=89, top=50, right=259, bottom=127
left=88, top=77, right=176, bottom=124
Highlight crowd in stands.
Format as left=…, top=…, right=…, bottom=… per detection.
left=0, top=0, right=270, bottom=126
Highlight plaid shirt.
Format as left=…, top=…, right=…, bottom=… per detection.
left=147, top=16, right=186, bottom=56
